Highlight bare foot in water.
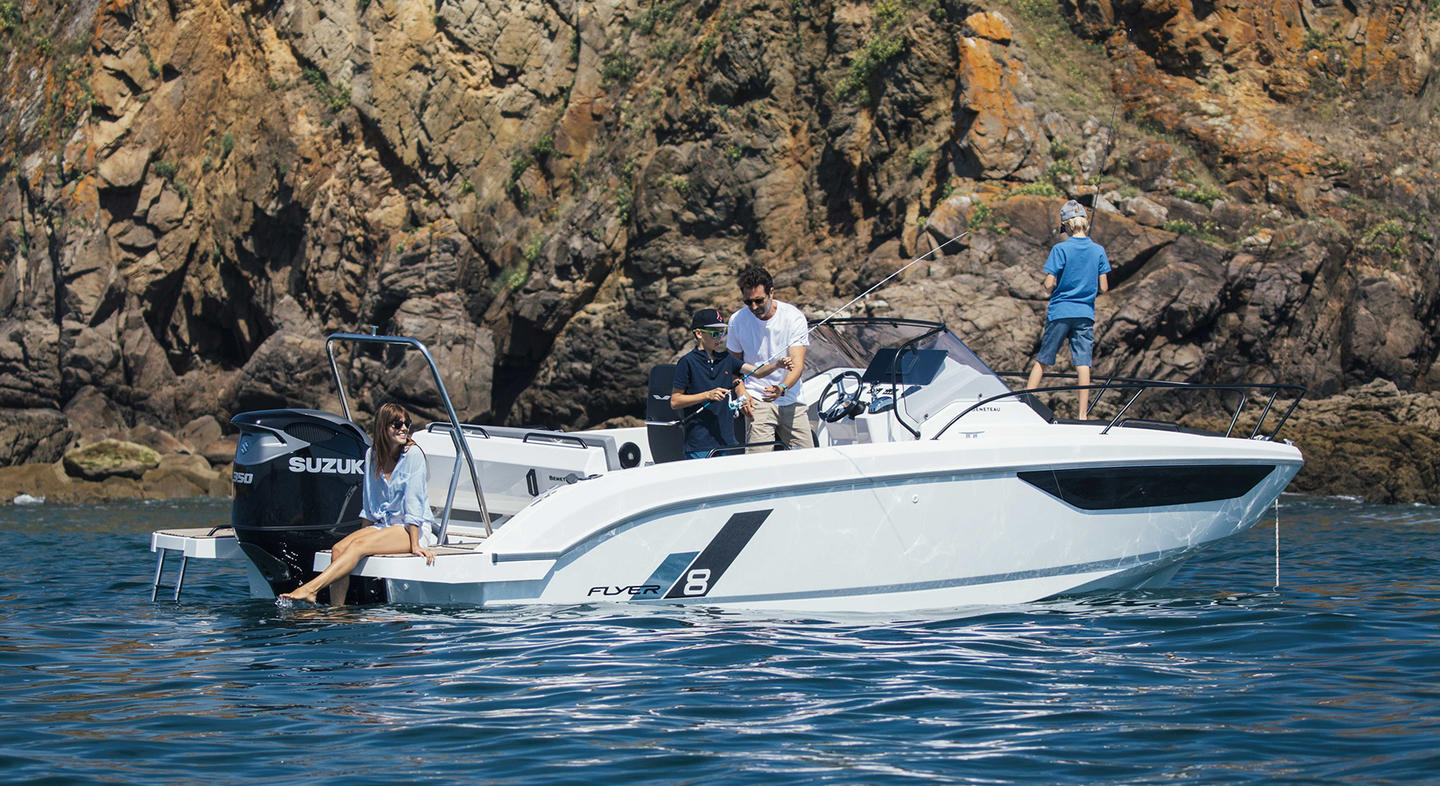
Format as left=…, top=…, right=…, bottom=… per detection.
left=279, top=589, right=317, bottom=604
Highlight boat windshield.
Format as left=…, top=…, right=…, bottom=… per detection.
left=804, top=318, right=1012, bottom=425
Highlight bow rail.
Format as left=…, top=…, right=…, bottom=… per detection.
left=931, top=375, right=1305, bottom=442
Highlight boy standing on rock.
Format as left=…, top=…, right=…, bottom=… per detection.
left=1025, top=199, right=1111, bottom=420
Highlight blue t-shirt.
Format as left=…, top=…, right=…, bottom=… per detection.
left=1043, top=236, right=1111, bottom=320
left=671, top=348, right=743, bottom=455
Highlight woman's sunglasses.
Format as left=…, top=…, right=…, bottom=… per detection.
left=389, top=419, right=412, bottom=431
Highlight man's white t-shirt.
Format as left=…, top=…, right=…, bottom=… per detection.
left=727, top=300, right=809, bottom=406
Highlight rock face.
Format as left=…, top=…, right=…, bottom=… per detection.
left=1276, top=381, right=1440, bottom=504
left=61, top=439, right=160, bottom=481
left=1, top=0, right=1438, bottom=502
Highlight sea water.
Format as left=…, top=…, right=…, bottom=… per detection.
left=1, top=496, right=1437, bottom=783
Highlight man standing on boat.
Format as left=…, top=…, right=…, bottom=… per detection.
left=1025, top=199, right=1111, bottom=420
left=728, top=266, right=812, bottom=451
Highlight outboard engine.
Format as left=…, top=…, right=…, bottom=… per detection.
left=230, top=409, right=385, bottom=603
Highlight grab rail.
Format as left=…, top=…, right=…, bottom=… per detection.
left=522, top=432, right=588, bottom=449
left=931, top=376, right=1306, bottom=442
left=325, top=333, right=492, bottom=540
left=427, top=422, right=492, bottom=439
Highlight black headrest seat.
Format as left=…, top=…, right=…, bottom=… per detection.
left=646, top=364, right=683, bottom=463
left=646, top=365, right=678, bottom=422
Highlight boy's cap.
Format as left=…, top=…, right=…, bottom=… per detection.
left=691, top=308, right=727, bottom=329
left=1060, top=200, right=1087, bottom=221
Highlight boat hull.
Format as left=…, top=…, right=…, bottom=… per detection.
left=353, top=430, right=1301, bottom=612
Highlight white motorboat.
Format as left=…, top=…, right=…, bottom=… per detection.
left=150, top=318, right=1305, bottom=612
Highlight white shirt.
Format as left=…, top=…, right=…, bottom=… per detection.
left=727, top=300, right=809, bottom=405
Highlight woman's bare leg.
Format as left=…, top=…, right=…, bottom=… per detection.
left=280, top=528, right=362, bottom=603
left=328, top=574, right=351, bottom=606
left=280, top=526, right=411, bottom=603
left=326, top=535, right=356, bottom=605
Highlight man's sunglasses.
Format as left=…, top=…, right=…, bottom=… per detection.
left=389, top=419, right=412, bottom=431
left=742, top=297, right=767, bottom=306
left=698, top=328, right=726, bottom=338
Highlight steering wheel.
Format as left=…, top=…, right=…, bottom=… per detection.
left=818, top=371, right=866, bottom=423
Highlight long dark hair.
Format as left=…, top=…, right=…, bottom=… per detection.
left=372, top=402, right=416, bottom=476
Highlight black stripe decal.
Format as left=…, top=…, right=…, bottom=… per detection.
left=663, top=509, right=771, bottom=599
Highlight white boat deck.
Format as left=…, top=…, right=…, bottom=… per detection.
left=148, top=524, right=557, bottom=600
left=149, top=527, right=243, bottom=601
left=151, top=527, right=241, bottom=558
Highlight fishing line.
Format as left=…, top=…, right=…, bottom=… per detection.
left=1090, top=96, right=1119, bottom=212
left=810, top=230, right=972, bottom=332
left=1273, top=496, right=1281, bottom=591
left=731, top=229, right=973, bottom=405
left=1090, top=23, right=1126, bottom=216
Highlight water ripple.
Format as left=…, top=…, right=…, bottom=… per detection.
left=2, top=496, right=1439, bottom=782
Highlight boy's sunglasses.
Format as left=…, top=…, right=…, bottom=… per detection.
left=698, top=328, right=726, bottom=338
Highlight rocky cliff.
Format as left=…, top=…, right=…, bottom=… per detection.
left=2, top=0, right=1438, bottom=501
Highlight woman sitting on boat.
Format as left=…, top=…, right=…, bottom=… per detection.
left=280, top=402, right=437, bottom=605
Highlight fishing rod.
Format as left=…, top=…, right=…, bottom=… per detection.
left=1091, top=94, right=1119, bottom=213
left=810, top=229, right=972, bottom=334
left=726, top=229, right=972, bottom=409
left=1089, top=23, right=1126, bottom=218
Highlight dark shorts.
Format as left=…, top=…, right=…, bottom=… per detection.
left=1036, top=318, right=1095, bottom=367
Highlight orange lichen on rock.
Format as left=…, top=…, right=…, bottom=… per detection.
left=962, top=11, right=1013, bottom=44
left=954, top=33, right=1042, bottom=179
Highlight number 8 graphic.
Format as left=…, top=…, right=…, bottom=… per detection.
left=684, top=568, right=711, bottom=596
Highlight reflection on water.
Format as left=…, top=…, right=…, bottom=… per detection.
left=1, top=496, right=1438, bottom=782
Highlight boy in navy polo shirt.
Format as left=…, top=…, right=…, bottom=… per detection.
left=1025, top=200, right=1111, bottom=419
left=671, top=309, right=752, bottom=459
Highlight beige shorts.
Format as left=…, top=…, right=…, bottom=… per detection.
left=745, top=401, right=813, bottom=453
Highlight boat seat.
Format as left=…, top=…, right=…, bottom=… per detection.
left=646, top=421, right=686, bottom=463
left=646, top=364, right=685, bottom=463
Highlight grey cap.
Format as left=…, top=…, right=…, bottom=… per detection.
left=1060, top=199, right=1087, bottom=222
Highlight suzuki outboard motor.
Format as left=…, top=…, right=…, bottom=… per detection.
left=230, top=409, right=384, bottom=603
